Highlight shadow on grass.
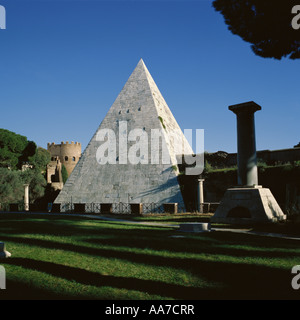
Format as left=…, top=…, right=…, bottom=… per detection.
left=111, top=214, right=212, bottom=224
left=0, top=278, right=71, bottom=300
left=2, top=257, right=215, bottom=300
left=2, top=229, right=300, bottom=262
left=0, top=214, right=174, bottom=238
left=1, top=256, right=298, bottom=300
left=1, top=214, right=300, bottom=299
left=0, top=236, right=299, bottom=299
left=1, top=214, right=300, bottom=257
left=83, top=232, right=300, bottom=259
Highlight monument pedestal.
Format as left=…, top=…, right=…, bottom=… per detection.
left=211, top=186, right=286, bottom=224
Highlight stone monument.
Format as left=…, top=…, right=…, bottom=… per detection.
left=211, top=101, right=286, bottom=224
left=24, top=184, right=29, bottom=212
left=197, top=178, right=205, bottom=213
left=54, top=59, right=194, bottom=211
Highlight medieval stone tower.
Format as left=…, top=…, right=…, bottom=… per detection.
left=47, top=141, right=81, bottom=176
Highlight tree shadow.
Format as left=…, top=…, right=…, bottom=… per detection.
left=2, top=220, right=300, bottom=261
left=2, top=257, right=217, bottom=300
left=2, top=256, right=298, bottom=300
left=0, top=234, right=299, bottom=299
left=1, top=215, right=300, bottom=299
left=0, top=278, right=71, bottom=300
left=73, top=221, right=300, bottom=260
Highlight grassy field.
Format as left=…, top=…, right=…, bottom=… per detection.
left=0, top=212, right=300, bottom=300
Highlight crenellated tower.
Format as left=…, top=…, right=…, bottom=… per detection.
left=47, top=141, right=81, bottom=176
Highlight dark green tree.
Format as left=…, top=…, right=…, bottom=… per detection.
left=0, top=168, right=47, bottom=204
left=0, top=129, right=38, bottom=169
left=212, top=0, right=300, bottom=59
left=0, top=168, right=24, bottom=203
left=28, top=147, right=51, bottom=171
left=61, top=164, right=69, bottom=184
left=0, top=129, right=52, bottom=209
left=0, top=129, right=28, bottom=168
left=21, top=168, right=47, bottom=202
left=18, top=141, right=37, bottom=169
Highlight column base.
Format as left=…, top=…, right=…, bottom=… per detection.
left=211, top=186, right=286, bottom=225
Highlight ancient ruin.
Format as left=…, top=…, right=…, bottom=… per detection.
left=211, top=101, right=286, bottom=224
left=54, top=59, right=194, bottom=212
left=47, top=141, right=81, bottom=190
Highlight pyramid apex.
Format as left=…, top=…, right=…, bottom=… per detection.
left=137, top=58, right=146, bottom=67
left=130, top=58, right=150, bottom=79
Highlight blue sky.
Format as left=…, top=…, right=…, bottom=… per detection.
left=0, top=0, right=299, bottom=154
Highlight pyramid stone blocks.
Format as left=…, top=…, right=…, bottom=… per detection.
left=54, top=59, right=193, bottom=210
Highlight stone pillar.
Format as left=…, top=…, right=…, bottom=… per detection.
left=211, top=101, right=286, bottom=224
left=24, top=184, right=29, bottom=211
left=197, top=178, right=205, bottom=213
left=229, top=101, right=261, bottom=186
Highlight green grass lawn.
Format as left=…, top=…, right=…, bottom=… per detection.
left=111, top=212, right=213, bottom=223
left=0, top=213, right=300, bottom=300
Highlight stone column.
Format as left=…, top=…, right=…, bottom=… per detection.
left=24, top=184, right=29, bottom=211
left=211, top=101, right=286, bottom=224
left=229, top=101, right=261, bottom=186
left=197, top=178, right=205, bottom=213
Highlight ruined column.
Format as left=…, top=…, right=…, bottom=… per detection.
left=229, top=101, right=261, bottom=186
left=211, top=101, right=286, bottom=224
left=24, top=184, right=29, bottom=211
left=197, top=178, right=205, bottom=213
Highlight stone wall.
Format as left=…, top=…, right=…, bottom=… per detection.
left=46, top=157, right=63, bottom=191
left=226, top=147, right=300, bottom=167
left=203, top=165, right=300, bottom=216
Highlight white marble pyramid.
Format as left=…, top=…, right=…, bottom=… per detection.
left=54, top=59, right=194, bottom=209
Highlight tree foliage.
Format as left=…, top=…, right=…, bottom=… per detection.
left=22, top=168, right=47, bottom=201
left=212, top=0, right=300, bottom=59
left=61, top=164, right=69, bottom=184
left=28, top=147, right=51, bottom=172
left=0, top=168, right=47, bottom=204
left=0, top=129, right=51, bottom=170
left=0, top=129, right=51, bottom=207
left=0, top=168, right=24, bottom=203
left=0, top=129, right=36, bottom=169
